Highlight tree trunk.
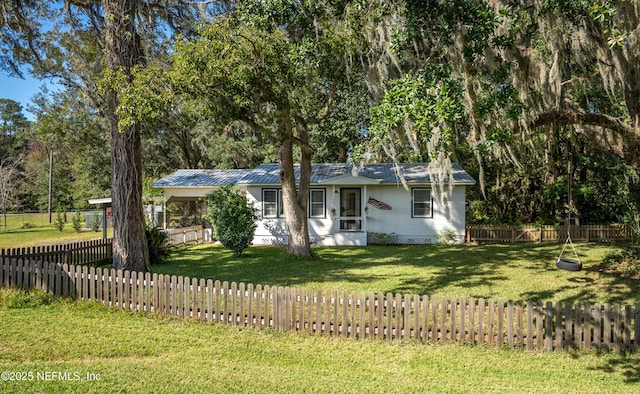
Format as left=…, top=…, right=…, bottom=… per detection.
left=104, top=0, right=150, bottom=272
left=277, top=137, right=313, bottom=257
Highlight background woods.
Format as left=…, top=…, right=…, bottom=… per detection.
left=0, top=1, right=639, bottom=263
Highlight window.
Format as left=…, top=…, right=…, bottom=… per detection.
left=412, top=188, right=432, bottom=218
left=340, top=188, right=362, bottom=230
left=262, top=188, right=325, bottom=218
left=262, top=189, right=279, bottom=218
left=309, top=189, right=326, bottom=218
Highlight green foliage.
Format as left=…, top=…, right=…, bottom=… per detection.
left=367, top=232, right=398, bottom=245
left=437, top=229, right=459, bottom=245
left=602, top=248, right=640, bottom=279
left=203, top=185, right=258, bottom=257
left=91, top=210, right=102, bottom=232
left=19, top=222, right=35, bottom=229
left=0, top=288, right=53, bottom=309
left=54, top=205, right=64, bottom=232
left=146, top=225, right=170, bottom=265
left=71, top=209, right=82, bottom=232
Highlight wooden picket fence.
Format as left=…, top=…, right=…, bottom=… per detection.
left=2, top=259, right=638, bottom=353
left=162, top=225, right=208, bottom=245
left=1, top=238, right=112, bottom=266
left=465, top=225, right=633, bottom=244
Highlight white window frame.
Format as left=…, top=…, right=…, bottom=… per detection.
left=309, top=189, right=326, bottom=218
left=263, top=188, right=325, bottom=218
left=262, top=189, right=281, bottom=218
left=412, top=188, right=433, bottom=218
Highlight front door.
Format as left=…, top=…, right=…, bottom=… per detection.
left=340, top=188, right=362, bottom=230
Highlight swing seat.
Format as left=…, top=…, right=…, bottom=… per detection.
left=556, top=257, right=582, bottom=271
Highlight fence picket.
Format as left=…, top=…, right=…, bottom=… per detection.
left=604, top=304, right=612, bottom=351
left=2, top=260, right=639, bottom=354
left=207, top=279, right=214, bottom=322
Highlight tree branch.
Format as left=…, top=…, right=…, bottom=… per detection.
left=305, top=55, right=347, bottom=125
left=528, top=109, right=634, bottom=139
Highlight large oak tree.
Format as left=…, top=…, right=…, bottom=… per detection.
left=165, top=3, right=363, bottom=256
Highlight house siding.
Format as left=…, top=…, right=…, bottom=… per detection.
left=155, top=163, right=474, bottom=246
left=247, top=184, right=467, bottom=246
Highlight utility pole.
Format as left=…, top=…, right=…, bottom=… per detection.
left=48, top=148, right=53, bottom=224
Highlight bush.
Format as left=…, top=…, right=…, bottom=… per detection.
left=437, top=229, right=459, bottom=245
left=72, top=210, right=82, bottom=232
left=91, top=210, right=102, bottom=232
left=54, top=206, right=65, bottom=232
left=20, top=222, right=35, bottom=229
left=203, top=185, right=258, bottom=256
left=602, top=247, right=640, bottom=278
left=146, top=225, right=171, bottom=265
left=368, top=232, right=398, bottom=245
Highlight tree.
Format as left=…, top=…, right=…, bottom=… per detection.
left=1, top=0, right=200, bottom=271
left=356, top=1, right=640, bottom=224
left=100, top=0, right=152, bottom=271
left=0, top=99, right=30, bottom=160
left=0, top=155, right=24, bottom=230
left=203, top=185, right=258, bottom=257
left=164, top=3, right=362, bottom=257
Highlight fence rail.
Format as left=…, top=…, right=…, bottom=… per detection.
left=2, top=260, right=638, bottom=353
left=465, top=225, right=633, bottom=244
left=1, top=239, right=112, bottom=266
left=162, top=225, right=207, bottom=245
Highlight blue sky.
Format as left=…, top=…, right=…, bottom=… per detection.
left=0, top=71, right=48, bottom=120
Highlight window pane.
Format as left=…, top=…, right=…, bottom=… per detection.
left=341, top=188, right=361, bottom=217
left=310, top=190, right=325, bottom=217
left=413, top=189, right=431, bottom=217
left=263, top=190, right=278, bottom=217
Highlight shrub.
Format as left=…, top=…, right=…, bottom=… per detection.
left=54, top=206, right=65, bottom=232
left=203, top=185, right=258, bottom=256
left=20, top=222, right=35, bottom=229
left=437, top=229, right=459, bottom=245
left=601, top=247, right=640, bottom=278
left=146, top=225, right=171, bottom=265
left=91, top=209, right=102, bottom=232
left=368, top=232, right=398, bottom=245
left=71, top=210, right=82, bottom=232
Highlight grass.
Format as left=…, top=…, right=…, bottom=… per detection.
left=0, top=212, right=51, bottom=230
left=1, top=289, right=639, bottom=393
left=0, top=225, right=112, bottom=249
left=155, top=242, right=638, bottom=305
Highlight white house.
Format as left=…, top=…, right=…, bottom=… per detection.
left=153, top=163, right=475, bottom=246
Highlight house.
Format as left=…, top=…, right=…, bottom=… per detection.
left=152, top=163, right=476, bottom=246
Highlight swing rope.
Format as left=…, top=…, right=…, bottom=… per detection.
left=557, top=139, right=581, bottom=264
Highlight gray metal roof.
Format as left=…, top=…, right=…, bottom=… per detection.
left=152, top=169, right=250, bottom=187
left=153, top=163, right=476, bottom=188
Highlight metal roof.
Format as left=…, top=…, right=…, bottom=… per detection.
left=152, top=169, right=250, bottom=187
left=153, top=163, right=476, bottom=188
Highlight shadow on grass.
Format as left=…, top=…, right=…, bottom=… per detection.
left=589, top=353, right=640, bottom=385
left=152, top=242, right=638, bottom=304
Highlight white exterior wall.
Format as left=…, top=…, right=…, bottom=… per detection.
left=248, top=184, right=467, bottom=246
left=364, top=185, right=466, bottom=244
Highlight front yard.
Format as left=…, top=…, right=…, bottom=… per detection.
left=154, top=242, right=638, bottom=305
left=0, top=291, right=639, bottom=393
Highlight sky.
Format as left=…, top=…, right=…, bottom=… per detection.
left=0, top=71, right=50, bottom=120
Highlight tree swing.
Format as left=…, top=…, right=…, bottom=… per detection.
left=556, top=148, right=582, bottom=271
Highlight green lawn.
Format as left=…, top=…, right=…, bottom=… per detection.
left=0, top=290, right=639, bottom=393
left=0, top=225, right=112, bottom=249
left=155, top=242, right=637, bottom=305
left=0, top=212, right=50, bottom=230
